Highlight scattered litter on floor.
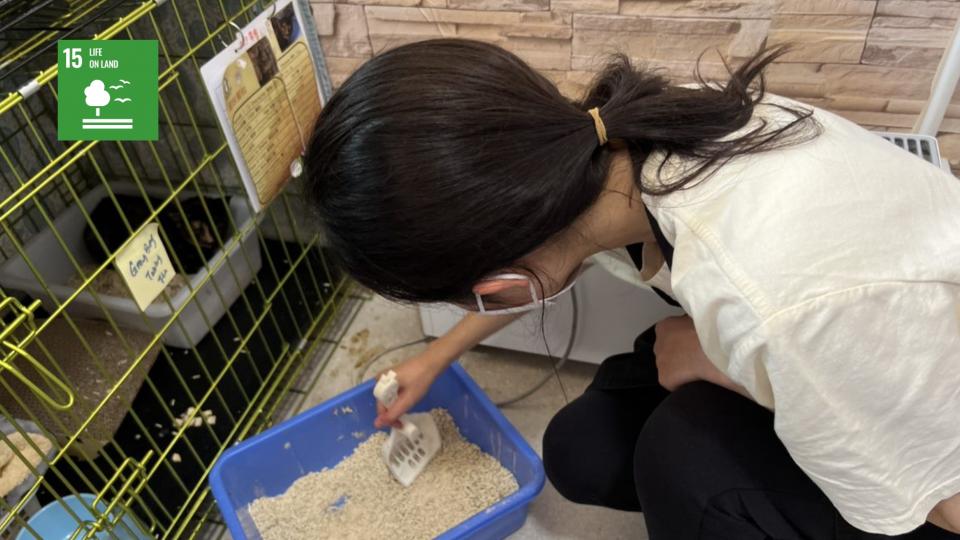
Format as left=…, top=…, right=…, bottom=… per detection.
left=173, top=407, right=216, bottom=429
left=350, top=329, right=369, bottom=344
left=353, top=346, right=384, bottom=369
left=283, top=442, right=291, bottom=450
left=191, top=374, right=201, bottom=380
left=171, top=452, right=182, bottom=463
left=338, top=328, right=386, bottom=371
left=249, top=409, right=517, bottom=540
left=351, top=431, right=365, bottom=440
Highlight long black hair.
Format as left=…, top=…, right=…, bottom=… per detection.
left=306, top=39, right=817, bottom=304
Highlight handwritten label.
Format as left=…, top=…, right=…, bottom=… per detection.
left=114, top=222, right=177, bottom=311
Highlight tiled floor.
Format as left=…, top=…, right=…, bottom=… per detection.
left=298, top=294, right=648, bottom=539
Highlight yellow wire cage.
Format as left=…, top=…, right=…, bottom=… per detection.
left=0, top=0, right=357, bottom=537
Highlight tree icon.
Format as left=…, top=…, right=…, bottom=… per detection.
left=84, top=80, right=110, bottom=117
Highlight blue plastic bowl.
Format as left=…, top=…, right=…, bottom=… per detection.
left=15, top=493, right=150, bottom=540
left=209, top=363, right=545, bottom=540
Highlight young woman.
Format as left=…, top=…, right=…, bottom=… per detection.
left=305, top=39, right=960, bottom=539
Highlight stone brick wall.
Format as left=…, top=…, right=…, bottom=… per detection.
left=310, top=0, right=960, bottom=168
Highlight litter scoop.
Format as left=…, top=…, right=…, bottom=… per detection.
left=373, top=370, right=441, bottom=487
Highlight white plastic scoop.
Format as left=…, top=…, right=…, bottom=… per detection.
left=373, top=370, right=441, bottom=487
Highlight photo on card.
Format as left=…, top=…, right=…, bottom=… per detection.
left=271, top=4, right=301, bottom=52
left=247, top=38, right=278, bottom=85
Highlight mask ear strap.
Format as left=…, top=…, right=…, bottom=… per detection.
left=527, top=279, right=539, bottom=304
left=473, top=273, right=534, bottom=314
left=475, top=291, right=486, bottom=314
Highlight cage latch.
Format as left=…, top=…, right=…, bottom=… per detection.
left=0, top=297, right=75, bottom=411
left=70, top=451, right=155, bottom=540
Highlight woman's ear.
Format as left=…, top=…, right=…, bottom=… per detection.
left=472, top=278, right=529, bottom=295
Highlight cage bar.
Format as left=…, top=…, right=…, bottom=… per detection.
left=0, top=1, right=350, bottom=538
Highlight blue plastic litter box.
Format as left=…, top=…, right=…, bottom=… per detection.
left=209, top=363, right=545, bottom=540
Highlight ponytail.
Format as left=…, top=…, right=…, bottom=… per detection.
left=578, top=46, right=819, bottom=194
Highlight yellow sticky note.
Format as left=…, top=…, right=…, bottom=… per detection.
left=114, top=222, right=177, bottom=311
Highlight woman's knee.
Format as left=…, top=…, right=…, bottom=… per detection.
left=542, top=401, right=592, bottom=502
left=542, top=392, right=644, bottom=511
left=632, top=387, right=695, bottom=504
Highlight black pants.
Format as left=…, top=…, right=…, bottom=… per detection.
left=542, top=328, right=959, bottom=540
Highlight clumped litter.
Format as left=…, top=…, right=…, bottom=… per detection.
left=249, top=409, right=518, bottom=540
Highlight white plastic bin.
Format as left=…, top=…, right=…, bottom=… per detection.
left=0, top=182, right=261, bottom=349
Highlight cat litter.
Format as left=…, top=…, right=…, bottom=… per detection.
left=172, top=407, right=216, bottom=429
left=249, top=409, right=517, bottom=540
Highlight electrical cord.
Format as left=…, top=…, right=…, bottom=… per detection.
left=357, top=337, right=431, bottom=385
left=357, top=285, right=580, bottom=408
left=494, top=285, right=577, bottom=407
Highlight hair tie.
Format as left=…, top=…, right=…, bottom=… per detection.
left=587, top=107, right=608, bottom=146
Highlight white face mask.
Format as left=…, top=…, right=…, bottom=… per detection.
left=471, top=265, right=584, bottom=316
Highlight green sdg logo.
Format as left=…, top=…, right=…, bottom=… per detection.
left=57, top=40, right=158, bottom=141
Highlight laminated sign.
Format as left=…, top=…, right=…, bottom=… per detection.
left=57, top=40, right=159, bottom=141
left=200, top=0, right=324, bottom=212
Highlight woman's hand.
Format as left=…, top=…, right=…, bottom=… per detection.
left=372, top=310, right=524, bottom=429
left=373, top=351, right=446, bottom=429
left=654, top=316, right=710, bottom=390
left=654, top=315, right=750, bottom=398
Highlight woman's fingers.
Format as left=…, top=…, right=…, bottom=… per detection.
left=374, top=415, right=403, bottom=430
left=376, top=389, right=417, bottom=429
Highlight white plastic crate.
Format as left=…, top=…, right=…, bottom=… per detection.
left=0, top=183, right=261, bottom=349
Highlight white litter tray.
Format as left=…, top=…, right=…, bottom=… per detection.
left=0, top=182, right=261, bottom=349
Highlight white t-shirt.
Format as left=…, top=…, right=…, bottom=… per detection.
left=596, top=94, right=960, bottom=534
